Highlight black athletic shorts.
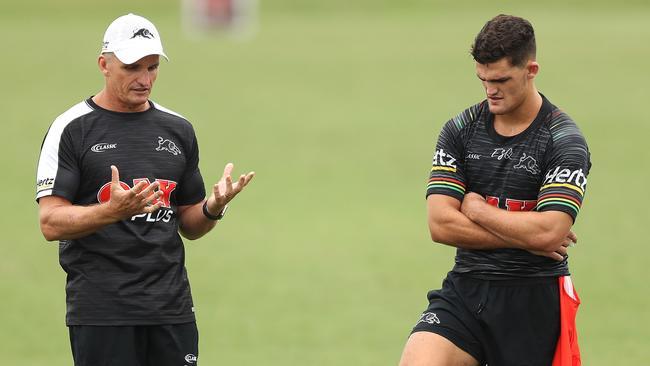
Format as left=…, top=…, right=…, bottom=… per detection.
left=411, top=272, right=560, bottom=365
left=68, top=322, right=199, bottom=366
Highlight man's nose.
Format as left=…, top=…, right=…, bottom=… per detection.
left=136, top=70, right=152, bottom=86
left=486, top=84, right=498, bottom=96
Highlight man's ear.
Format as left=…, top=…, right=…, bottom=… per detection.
left=527, top=60, right=540, bottom=79
left=98, top=55, right=110, bottom=77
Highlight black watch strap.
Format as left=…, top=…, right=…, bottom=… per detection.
left=202, top=201, right=227, bottom=220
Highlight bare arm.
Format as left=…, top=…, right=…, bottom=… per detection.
left=40, top=196, right=118, bottom=240
left=461, top=192, right=576, bottom=253
left=178, top=163, right=254, bottom=240
left=177, top=201, right=216, bottom=240
left=38, top=165, right=162, bottom=241
left=428, top=194, right=571, bottom=261
left=427, top=194, right=516, bottom=250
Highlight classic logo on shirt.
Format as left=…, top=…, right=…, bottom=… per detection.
left=432, top=149, right=457, bottom=172
left=156, top=136, right=182, bottom=156
left=91, top=142, right=117, bottom=153
left=513, top=153, right=540, bottom=175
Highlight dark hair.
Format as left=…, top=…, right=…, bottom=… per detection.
left=471, top=14, right=536, bottom=67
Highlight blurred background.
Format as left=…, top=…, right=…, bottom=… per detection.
left=2, top=0, right=649, bottom=364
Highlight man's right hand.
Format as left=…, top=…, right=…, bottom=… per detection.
left=528, top=230, right=577, bottom=261
left=38, top=166, right=164, bottom=241
left=105, top=165, right=163, bottom=220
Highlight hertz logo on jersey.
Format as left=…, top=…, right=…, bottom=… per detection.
left=542, top=167, right=588, bottom=195
left=431, top=149, right=457, bottom=173
left=37, top=177, right=55, bottom=190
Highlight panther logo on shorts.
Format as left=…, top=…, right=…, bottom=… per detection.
left=417, top=312, right=440, bottom=325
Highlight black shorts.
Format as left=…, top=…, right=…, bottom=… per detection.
left=68, top=322, right=199, bottom=366
left=411, top=272, right=560, bottom=365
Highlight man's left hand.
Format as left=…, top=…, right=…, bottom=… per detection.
left=205, top=163, right=255, bottom=216
left=461, top=192, right=487, bottom=221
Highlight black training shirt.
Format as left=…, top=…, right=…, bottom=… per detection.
left=36, top=98, right=206, bottom=325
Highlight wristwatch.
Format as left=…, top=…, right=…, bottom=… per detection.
left=202, top=201, right=228, bottom=221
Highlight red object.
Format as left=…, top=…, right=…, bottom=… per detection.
left=552, top=276, right=582, bottom=366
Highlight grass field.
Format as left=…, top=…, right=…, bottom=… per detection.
left=1, top=0, right=649, bottom=364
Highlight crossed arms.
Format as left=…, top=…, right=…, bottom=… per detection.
left=428, top=193, right=576, bottom=261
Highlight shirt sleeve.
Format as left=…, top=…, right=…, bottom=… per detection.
left=536, top=117, right=591, bottom=222
left=175, top=128, right=206, bottom=206
left=426, top=108, right=474, bottom=201
left=36, top=122, right=81, bottom=202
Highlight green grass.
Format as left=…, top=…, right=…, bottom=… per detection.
left=2, top=1, right=649, bottom=365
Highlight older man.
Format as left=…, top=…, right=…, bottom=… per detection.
left=36, top=13, right=254, bottom=365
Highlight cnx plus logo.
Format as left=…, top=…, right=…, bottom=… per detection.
left=432, top=149, right=457, bottom=169
left=543, top=167, right=588, bottom=192
left=97, top=178, right=178, bottom=223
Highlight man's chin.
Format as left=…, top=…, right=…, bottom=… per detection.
left=127, top=95, right=150, bottom=107
left=119, top=98, right=150, bottom=111
left=488, top=105, right=507, bottom=115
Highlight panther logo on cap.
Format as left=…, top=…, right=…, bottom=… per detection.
left=131, top=28, right=153, bottom=39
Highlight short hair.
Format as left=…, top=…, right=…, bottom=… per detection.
left=101, top=52, right=116, bottom=62
left=471, top=14, right=536, bottom=67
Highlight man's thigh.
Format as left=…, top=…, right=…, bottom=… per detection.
left=401, top=273, right=488, bottom=365
left=399, top=332, right=479, bottom=366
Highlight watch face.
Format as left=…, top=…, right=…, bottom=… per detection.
left=217, top=205, right=228, bottom=219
